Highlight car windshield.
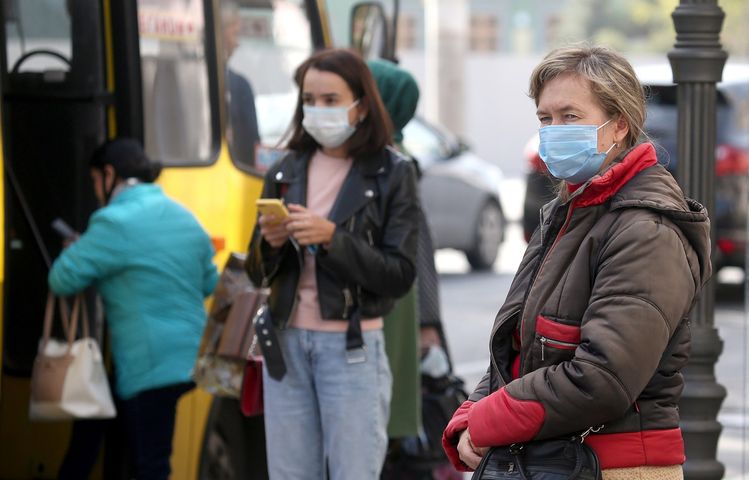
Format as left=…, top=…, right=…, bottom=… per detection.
left=645, top=84, right=734, bottom=171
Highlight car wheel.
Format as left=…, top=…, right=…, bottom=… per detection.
left=466, top=200, right=503, bottom=271
left=198, top=397, right=268, bottom=480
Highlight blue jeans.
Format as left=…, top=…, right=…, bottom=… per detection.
left=263, top=328, right=392, bottom=480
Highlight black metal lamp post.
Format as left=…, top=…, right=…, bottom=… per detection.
left=667, top=2, right=727, bottom=479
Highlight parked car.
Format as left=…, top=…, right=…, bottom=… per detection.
left=403, top=116, right=506, bottom=270
left=522, top=63, right=749, bottom=271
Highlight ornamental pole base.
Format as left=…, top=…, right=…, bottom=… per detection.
left=679, top=326, right=726, bottom=480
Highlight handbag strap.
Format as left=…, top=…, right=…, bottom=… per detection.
left=68, top=296, right=81, bottom=345
left=247, top=332, right=259, bottom=358
left=255, top=303, right=286, bottom=379
left=68, top=295, right=90, bottom=342
left=71, top=293, right=91, bottom=340
left=40, top=293, right=73, bottom=352
left=80, top=295, right=90, bottom=339
left=40, top=292, right=56, bottom=352
left=245, top=289, right=269, bottom=359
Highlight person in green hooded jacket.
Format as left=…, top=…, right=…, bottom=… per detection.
left=367, top=59, right=421, bottom=444
left=369, top=59, right=459, bottom=479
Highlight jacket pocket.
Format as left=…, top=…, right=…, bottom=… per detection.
left=533, top=315, right=580, bottom=364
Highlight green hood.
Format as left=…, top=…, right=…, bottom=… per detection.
left=367, top=59, right=419, bottom=144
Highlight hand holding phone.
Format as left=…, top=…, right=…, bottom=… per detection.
left=51, top=218, right=78, bottom=240
left=256, top=199, right=290, bottom=248
left=256, top=199, right=289, bottom=225
left=286, top=203, right=335, bottom=248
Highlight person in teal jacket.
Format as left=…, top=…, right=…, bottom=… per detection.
left=48, top=138, right=219, bottom=480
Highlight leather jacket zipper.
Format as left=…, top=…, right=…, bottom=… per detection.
left=341, top=216, right=357, bottom=319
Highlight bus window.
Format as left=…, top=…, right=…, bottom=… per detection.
left=137, top=0, right=218, bottom=166
left=219, top=0, right=311, bottom=174
left=4, top=1, right=71, bottom=76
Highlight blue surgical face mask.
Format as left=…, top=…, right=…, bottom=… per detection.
left=538, top=119, right=616, bottom=184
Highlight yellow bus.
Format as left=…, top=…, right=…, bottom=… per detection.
left=0, top=0, right=397, bottom=478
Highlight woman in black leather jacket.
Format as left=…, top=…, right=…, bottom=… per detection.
left=246, top=48, right=420, bottom=480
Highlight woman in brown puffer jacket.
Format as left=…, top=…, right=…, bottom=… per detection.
left=442, top=46, right=712, bottom=480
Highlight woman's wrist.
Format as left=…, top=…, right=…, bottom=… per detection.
left=323, top=221, right=336, bottom=246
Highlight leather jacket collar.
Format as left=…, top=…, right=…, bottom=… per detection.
left=270, top=148, right=392, bottom=226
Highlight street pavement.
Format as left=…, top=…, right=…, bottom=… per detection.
left=714, top=280, right=748, bottom=480
left=437, top=178, right=748, bottom=478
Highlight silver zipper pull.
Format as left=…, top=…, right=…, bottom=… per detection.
left=539, top=336, right=547, bottom=361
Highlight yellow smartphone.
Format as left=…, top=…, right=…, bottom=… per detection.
left=256, top=198, right=289, bottom=224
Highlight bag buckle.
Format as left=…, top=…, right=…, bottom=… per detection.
left=346, top=347, right=366, bottom=364
left=580, top=424, right=604, bottom=442
left=509, top=443, right=524, bottom=455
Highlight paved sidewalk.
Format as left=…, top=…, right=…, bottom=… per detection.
left=715, top=280, right=748, bottom=479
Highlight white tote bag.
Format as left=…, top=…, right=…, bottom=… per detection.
left=29, top=294, right=116, bottom=420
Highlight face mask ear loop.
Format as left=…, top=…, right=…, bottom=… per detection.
left=103, top=170, right=119, bottom=205
left=597, top=119, right=616, bottom=156
left=104, top=183, right=114, bottom=205
left=596, top=118, right=613, bottom=131
left=349, top=99, right=364, bottom=125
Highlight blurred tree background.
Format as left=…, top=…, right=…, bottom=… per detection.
left=554, top=0, right=748, bottom=57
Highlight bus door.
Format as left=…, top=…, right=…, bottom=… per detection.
left=195, top=1, right=398, bottom=478
left=121, top=1, right=319, bottom=478
left=196, top=1, right=316, bottom=478
left=0, top=0, right=107, bottom=478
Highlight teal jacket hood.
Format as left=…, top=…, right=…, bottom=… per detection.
left=367, top=59, right=419, bottom=144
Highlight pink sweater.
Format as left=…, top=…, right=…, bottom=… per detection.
left=290, top=150, right=384, bottom=332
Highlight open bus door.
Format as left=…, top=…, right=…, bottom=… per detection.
left=0, top=0, right=108, bottom=477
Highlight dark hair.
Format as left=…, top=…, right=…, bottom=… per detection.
left=90, top=138, right=162, bottom=182
left=286, top=48, right=393, bottom=158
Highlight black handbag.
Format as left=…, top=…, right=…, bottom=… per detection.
left=393, top=373, right=468, bottom=472
left=471, top=435, right=602, bottom=480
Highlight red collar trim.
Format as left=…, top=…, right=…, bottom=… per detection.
left=571, top=143, right=658, bottom=208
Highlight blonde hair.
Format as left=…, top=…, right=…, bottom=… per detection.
left=529, top=45, right=646, bottom=149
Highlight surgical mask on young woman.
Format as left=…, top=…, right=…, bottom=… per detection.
left=538, top=119, right=616, bottom=184
left=302, top=100, right=360, bottom=149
